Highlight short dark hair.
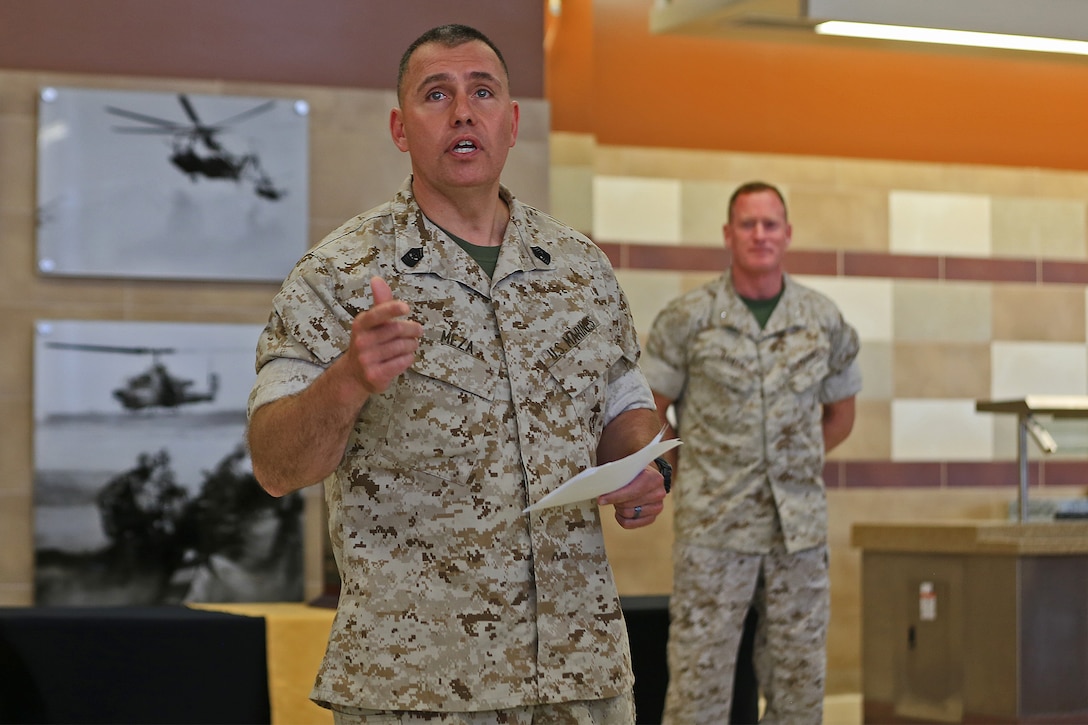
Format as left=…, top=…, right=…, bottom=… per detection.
left=397, top=24, right=509, bottom=104
left=728, top=181, right=788, bottom=222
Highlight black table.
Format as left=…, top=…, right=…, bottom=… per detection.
left=0, top=606, right=270, bottom=725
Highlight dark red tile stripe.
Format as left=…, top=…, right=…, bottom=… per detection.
left=1042, top=460, right=1088, bottom=487
left=944, top=256, right=1036, bottom=282
left=1042, top=259, right=1088, bottom=285
left=627, top=245, right=727, bottom=272
left=945, top=461, right=1039, bottom=488
left=843, top=251, right=939, bottom=280
left=826, top=460, right=1088, bottom=489
left=786, top=249, right=839, bottom=276
left=595, top=241, right=1088, bottom=287
left=839, top=461, right=942, bottom=488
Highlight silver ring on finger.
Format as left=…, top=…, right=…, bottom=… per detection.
left=633, top=505, right=642, bottom=519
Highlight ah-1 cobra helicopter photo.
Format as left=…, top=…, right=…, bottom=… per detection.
left=45, top=342, right=219, bottom=411
left=104, top=93, right=286, bottom=200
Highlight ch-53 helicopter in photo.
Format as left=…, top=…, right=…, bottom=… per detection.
left=46, top=342, right=219, bottom=411
left=104, top=93, right=286, bottom=200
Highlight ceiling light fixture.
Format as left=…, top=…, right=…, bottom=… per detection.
left=815, top=20, right=1088, bottom=56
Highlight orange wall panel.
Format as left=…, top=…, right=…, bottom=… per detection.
left=546, top=0, right=1088, bottom=171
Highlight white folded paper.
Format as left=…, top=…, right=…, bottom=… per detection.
left=524, top=428, right=681, bottom=513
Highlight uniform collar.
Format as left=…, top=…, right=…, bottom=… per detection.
left=717, top=270, right=798, bottom=337
left=390, top=176, right=554, bottom=291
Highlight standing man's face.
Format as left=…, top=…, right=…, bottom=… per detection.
left=724, top=190, right=792, bottom=277
left=390, top=40, right=520, bottom=200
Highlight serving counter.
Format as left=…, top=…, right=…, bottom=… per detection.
left=853, top=521, right=1088, bottom=724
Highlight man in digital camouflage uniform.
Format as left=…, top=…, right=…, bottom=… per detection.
left=246, top=24, right=668, bottom=725
left=643, top=181, right=861, bottom=724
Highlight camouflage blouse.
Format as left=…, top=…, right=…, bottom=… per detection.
left=643, top=272, right=862, bottom=554
left=249, top=178, right=654, bottom=712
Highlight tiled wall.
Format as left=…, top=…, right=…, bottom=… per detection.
left=552, top=132, right=1088, bottom=693
left=552, top=132, right=1088, bottom=468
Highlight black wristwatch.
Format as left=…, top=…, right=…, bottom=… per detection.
left=653, top=456, right=672, bottom=494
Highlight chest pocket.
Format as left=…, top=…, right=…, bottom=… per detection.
left=545, top=324, right=621, bottom=441
left=372, top=336, right=495, bottom=484
left=689, top=329, right=757, bottom=393
left=787, top=348, right=829, bottom=396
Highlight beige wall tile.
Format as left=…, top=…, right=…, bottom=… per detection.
left=311, top=126, right=409, bottom=220
left=833, top=157, right=946, bottom=193
left=549, top=165, right=594, bottom=235
left=856, top=340, right=892, bottom=401
left=593, top=176, right=681, bottom=243
left=502, top=135, right=551, bottom=213
left=0, top=584, right=33, bottom=606
left=0, top=492, right=33, bottom=586
left=990, top=341, right=1088, bottom=398
left=991, top=197, right=1087, bottom=260
left=890, top=190, right=991, bottom=257
left=0, top=313, right=33, bottom=400
left=796, top=276, right=893, bottom=343
left=717, top=152, right=835, bottom=188
left=549, top=131, right=596, bottom=167
left=0, top=70, right=44, bottom=115
left=789, top=185, right=889, bottom=252
left=990, top=415, right=1025, bottom=462
left=678, top=179, right=734, bottom=246
left=833, top=399, right=890, bottom=460
left=893, top=280, right=992, bottom=342
left=594, top=145, right=729, bottom=180
left=893, top=342, right=992, bottom=399
left=0, top=115, right=36, bottom=214
left=602, top=497, right=673, bottom=596
left=302, top=485, right=326, bottom=601
left=1032, top=168, right=1088, bottom=199
left=892, top=399, right=994, bottom=460
left=615, top=269, right=688, bottom=339
left=0, top=398, right=32, bottom=496
left=992, top=284, right=1087, bottom=343
left=938, top=163, right=1040, bottom=196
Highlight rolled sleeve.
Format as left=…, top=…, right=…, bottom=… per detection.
left=247, top=357, right=325, bottom=418
left=640, top=353, right=686, bottom=402
left=820, top=358, right=863, bottom=404
left=604, top=362, right=655, bottom=425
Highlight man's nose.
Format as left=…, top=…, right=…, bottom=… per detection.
left=451, top=94, right=474, bottom=125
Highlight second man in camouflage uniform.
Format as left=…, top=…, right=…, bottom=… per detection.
left=643, top=181, right=862, bottom=724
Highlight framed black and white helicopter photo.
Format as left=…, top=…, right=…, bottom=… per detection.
left=32, top=319, right=304, bottom=605
left=35, top=86, right=309, bottom=282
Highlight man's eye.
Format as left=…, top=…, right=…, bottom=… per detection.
left=426, top=90, right=447, bottom=101
left=473, top=88, right=493, bottom=99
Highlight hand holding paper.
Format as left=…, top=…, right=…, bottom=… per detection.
left=524, top=428, right=681, bottom=513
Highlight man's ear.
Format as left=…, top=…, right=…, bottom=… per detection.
left=390, top=108, right=409, bottom=152
left=508, top=100, right=520, bottom=148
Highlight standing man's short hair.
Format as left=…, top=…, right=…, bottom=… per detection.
left=396, top=24, right=510, bottom=103
left=728, top=181, right=788, bottom=222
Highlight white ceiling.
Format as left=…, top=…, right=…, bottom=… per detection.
left=649, top=0, right=1088, bottom=59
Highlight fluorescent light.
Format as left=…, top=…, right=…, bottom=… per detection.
left=815, top=20, right=1088, bottom=56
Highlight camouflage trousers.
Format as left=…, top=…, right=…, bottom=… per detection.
left=663, top=542, right=829, bottom=725
left=330, top=691, right=635, bottom=725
